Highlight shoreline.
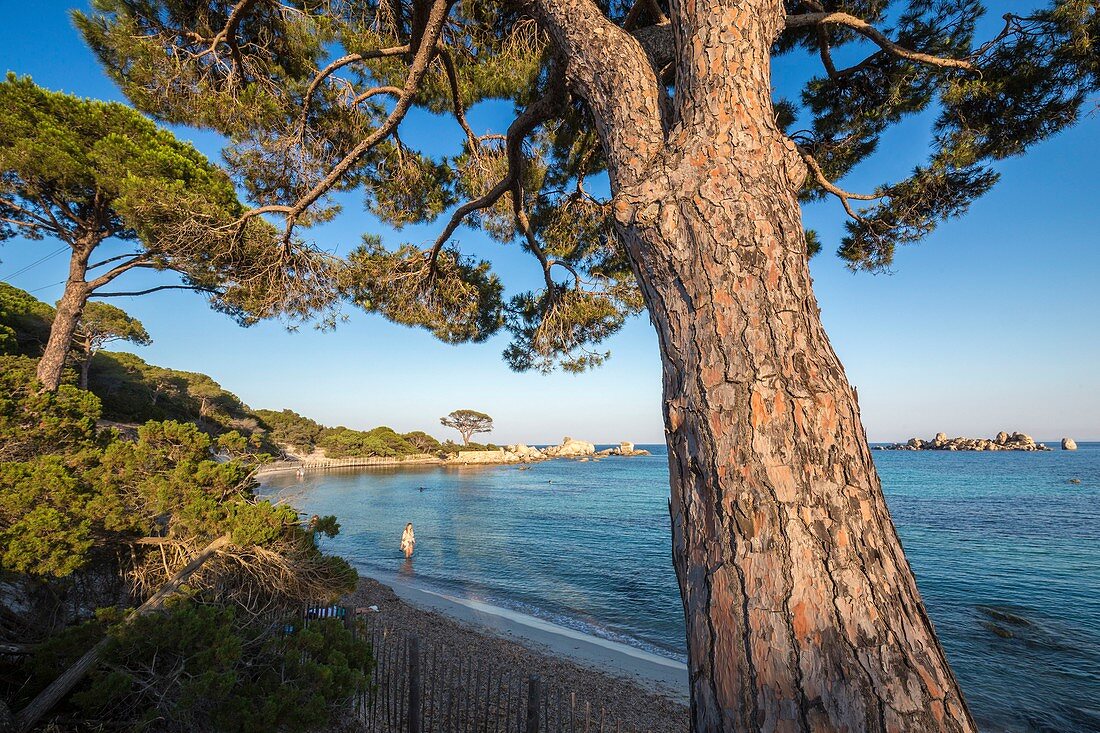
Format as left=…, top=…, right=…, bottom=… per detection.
left=343, top=574, right=688, bottom=732
left=255, top=445, right=655, bottom=477
left=361, top=569, right=690, bottom=703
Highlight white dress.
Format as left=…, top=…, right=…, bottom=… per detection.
left=400, top=527, right=415, bottom=556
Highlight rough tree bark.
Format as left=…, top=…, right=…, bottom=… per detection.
left=534, top=0, right=976, bottom=730
left=36, top=243, right=94, bottom=391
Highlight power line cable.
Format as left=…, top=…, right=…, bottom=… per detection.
left=0, top=245, right=69, bottom=280
left=27, top=280, right=66, bottom=294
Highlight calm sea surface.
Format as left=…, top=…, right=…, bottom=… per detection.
left=263, top=443, right=1100, bottom=732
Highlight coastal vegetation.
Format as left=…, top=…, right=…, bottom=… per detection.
left=0, top=281, right=52, bottom=356
left=254, top=408, right=438, bottom=457
left=63, top=0, right=1099, bottom=730
left=29, top=603, right=372, bottom=733
left=0, top=354, right=367, bottom=731
left=440, top=409, right=495, bottom=446
left=0, top=1, right=1093, bottom=731
left=1, top=283, right=272, bottom=444
left=0, top=283, right=443, bottom=728
left=255, top=408, right=482, bottom=458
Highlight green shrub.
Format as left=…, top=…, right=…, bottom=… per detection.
left=0, top=361, right=353, bottom=605
left=27, top=602, right=372, bottom=733
left=88, top=351, right=262, bottom=437
left=0, top=456, right=95, bottom=576
left=255, top=408, right=324, bottom=453
left=0, top=355, right=102, bottom=461
left=314, top=424, right=422, bottom=458
left=402, top=430, right=442, bottom=452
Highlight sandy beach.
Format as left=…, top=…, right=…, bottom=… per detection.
left=344, top=575, right=688, bottom=732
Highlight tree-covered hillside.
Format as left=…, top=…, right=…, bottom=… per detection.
left=255, top=408, right=451, bottom=458
left=0, top=281, right=53, bottom=357
left=0, top=283, right=451, bottom=459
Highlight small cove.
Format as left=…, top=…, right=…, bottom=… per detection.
left=263, top=443, right=1100, bottom=732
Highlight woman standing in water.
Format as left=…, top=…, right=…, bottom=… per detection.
left=400, top=522, right=415, bottom=559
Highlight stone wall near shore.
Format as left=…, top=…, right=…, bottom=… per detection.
left=451, top=449, right=518, bottom=464
left=255, top=453, right=443, bottom=475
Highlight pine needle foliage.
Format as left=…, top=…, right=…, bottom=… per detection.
left=73, top=0, right=1100, bottom=367
left=0, top=74, right=340, bottom=327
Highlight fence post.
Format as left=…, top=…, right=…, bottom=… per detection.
left=526, top=675, right=541, bottom=733
left=407, top=635, right=421, bottom=733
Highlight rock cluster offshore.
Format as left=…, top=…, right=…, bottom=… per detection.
left=876, top=432, right=1052, bottom=452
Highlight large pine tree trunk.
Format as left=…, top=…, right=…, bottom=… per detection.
left=531, top=0, right=980, bottom=728
left=36, top=246, right=92, bottom=391
left=617, top=156, right=976, bottom=731
left=605, top=25, right=976, bottom=732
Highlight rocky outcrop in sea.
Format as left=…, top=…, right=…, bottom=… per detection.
left=596, top=441, right=651, bottom=457
left=448, top=437, right=650, bottom=464
left=876, top=432, right=1052, bottom=452
left=542, top=437, right=597, bottom=458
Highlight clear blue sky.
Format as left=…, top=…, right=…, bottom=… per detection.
left=2, top=1, right=1097, bottom=444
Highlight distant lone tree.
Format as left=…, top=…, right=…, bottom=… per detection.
left=78, top=1, right=1099, bottom=730
left=440, top=410, right=494, bottom=446
left=0, top=76, right=339, bottom=392
left=72, top=301, right=151, bottom=389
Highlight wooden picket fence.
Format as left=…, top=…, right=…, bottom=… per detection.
left=303, top=606, right=651, bottom=733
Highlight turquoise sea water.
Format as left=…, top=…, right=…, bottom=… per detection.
left=263, top=443, right=1100, bottom=732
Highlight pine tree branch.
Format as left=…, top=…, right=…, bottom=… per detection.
left=232, top=0, right=451, bottom=239
left=510, top=175, right=556, bottom=291
left=800, top=0, right=839, bottom=78
left=0, top=215, right=49, bottom=234
left=784, top=11, right=977, bottom=72
left=40, top=191, right=90, bottom=231
left=436, top=44, right=479, bottom=150
left=629, top=23, right=675, bottom=78
left=87, top=252, right=145, bottom=270
left=0, top=197, right=60, bottom=233
left=623, top=0, right=668, bottom=31
left=425, top=71, right=567, bottom=267
left=296, top=46, right=411, bottom=141
left=85, top=254, right=155, bottom=290
left=797, top=146, right=880, bottom=222
left=14, top=535, right=232, bottom=733
left=532, top=0, right=666, bottom=187
left=209, top=0, right=260, bottom=79
left=94, top=285, right=218, bottom=298
left=817, top=27, right=839, bottom=78
left=352, top=86, right=404, bottom=104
